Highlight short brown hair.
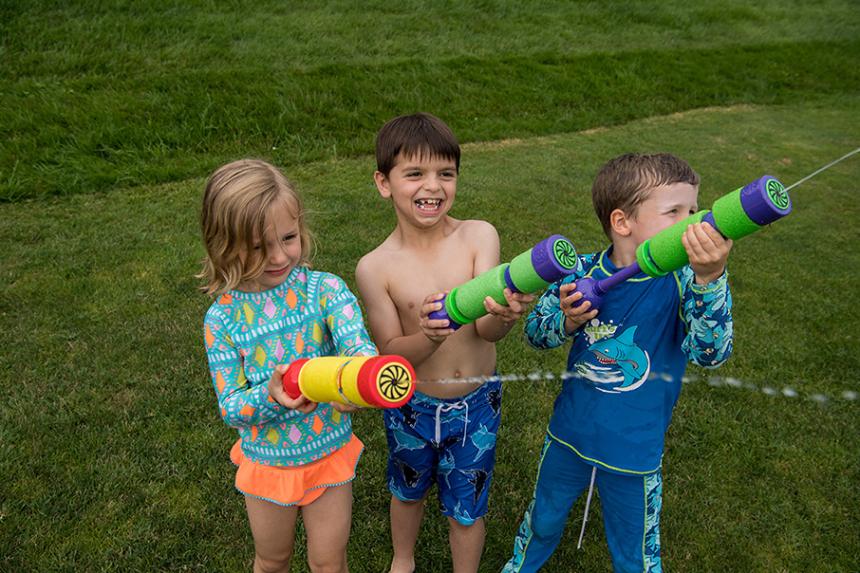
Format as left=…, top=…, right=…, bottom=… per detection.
left=375, top=113, right=460, bottom=176
left=592, top=153, right=700, bottom=237
left=198, top=159, right=313, bottom=295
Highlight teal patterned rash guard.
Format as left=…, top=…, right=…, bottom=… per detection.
left=525, top=249, right=733, bottom=475
left=204, top=267, right=377, bottom=467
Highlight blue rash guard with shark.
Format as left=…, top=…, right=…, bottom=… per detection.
left=525, top=249, right=733, bottom=475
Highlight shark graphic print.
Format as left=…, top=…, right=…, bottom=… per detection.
left=575, top=325, right=651, bottom=393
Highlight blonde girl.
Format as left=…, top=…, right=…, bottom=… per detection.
left=200, top=159, right=375, bottom=573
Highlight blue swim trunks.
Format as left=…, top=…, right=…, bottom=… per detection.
left=384, top=378, right=502, bottom=526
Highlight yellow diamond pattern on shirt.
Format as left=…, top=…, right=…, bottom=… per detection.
left=266, top=428, right=279, bottom=445
left=255, top=346, right=267, bottom=366
left=243, top=303, right=254, bottom=324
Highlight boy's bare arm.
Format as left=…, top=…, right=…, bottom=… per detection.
left=470, top=222, right=534, bottom=342
left=355, top=254, right=450, bottom=368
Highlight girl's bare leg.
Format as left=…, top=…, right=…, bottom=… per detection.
left=245, top=496, right=300, bottom=573
left=303, top=483, right=354, bottom=573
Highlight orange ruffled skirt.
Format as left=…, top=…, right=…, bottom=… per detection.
left=230, top=435, right=364, bottom=507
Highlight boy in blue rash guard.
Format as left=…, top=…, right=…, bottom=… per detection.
left=503, top=153, right=734, bottom=573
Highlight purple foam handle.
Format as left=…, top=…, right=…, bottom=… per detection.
left=573, top=263, right=641, bottom=311
left=427, top=295, right=462, bottom=331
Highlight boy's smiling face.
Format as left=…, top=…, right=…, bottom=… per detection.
left=625, top=182, right=699, bottom=245
left=374, top=152, right=458, bottom=228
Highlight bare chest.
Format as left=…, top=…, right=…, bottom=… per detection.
left=387, top=252, right=475, bottom=326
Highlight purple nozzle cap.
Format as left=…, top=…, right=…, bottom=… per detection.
left=531, top=234, right=578, bottom=283
left=741, top=175, right=792, bottom=225
left=428, top=295, right=462, bottom=331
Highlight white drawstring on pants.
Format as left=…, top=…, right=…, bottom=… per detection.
left=577, top=466, right=598, bottom=549
left=434, top=400, right=469, bottom=447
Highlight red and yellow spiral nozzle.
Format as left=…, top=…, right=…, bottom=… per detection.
left=282, top=355, right=416, bottom=409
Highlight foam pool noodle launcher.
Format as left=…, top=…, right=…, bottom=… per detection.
left=282, top=355, right=416, bottom=409
left=429, top=234, right=580, bottom=329
left=575, top=175, right=793, bottom=310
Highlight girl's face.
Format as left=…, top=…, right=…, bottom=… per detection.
left=240, top=198, right=303, bottom=292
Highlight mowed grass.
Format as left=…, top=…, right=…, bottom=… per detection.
left=1, top=98, right=858, bottom=572
left=2, top=0, right=860, bottom=200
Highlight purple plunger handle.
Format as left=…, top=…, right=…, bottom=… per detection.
left=572, top=262, right=641, bottom=311
left=427, top=294, right=462, bottom=331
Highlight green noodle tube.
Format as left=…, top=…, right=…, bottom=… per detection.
left=507, top=248, right=549, bottom=293
left=710, top=188, right=762, bottom=240
left=451, top=263, right=510, bottom=320
left=636, top=210, right=708, bottom=277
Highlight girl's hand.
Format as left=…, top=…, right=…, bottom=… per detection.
left=268, top=365, right=318, bottom=414
left=682, top=223, right=733, bottom=285
left=330, top=401, right=359, bottom=413
left=559, top=282, right=598, bottom=334
left=419, top=292, right=455, bottom=343
left=483, top=289, right=535, bottom=324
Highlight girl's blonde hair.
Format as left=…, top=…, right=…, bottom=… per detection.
left=198, top=159, right=313, bottom=296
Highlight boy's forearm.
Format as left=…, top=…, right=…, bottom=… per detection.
left=524, top=310, right=569, bottom=349
left=475, top=313, right=516, bottom=342
left=682, top=269, right=734, bottom=367
left=523, top=279, right=573, bottom=349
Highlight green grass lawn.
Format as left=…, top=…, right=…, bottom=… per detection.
left=1, top=97, right=858, bottom=572
left=2, top=2, right=860, bottom=571
left=2, top=0, right=859, bottom=200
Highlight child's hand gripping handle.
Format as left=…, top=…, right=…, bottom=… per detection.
left=429, top=234, right=579, bottom=328
left=282, top=355, right=416, bottom=409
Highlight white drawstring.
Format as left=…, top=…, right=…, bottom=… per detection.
left=434, top=400, right=469, bottom=446
left=577, top=466, right=598, bottom=549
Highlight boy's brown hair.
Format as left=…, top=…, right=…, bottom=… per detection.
left=375, top=112, right=460, bottom=176
left=592, top=153, right=700, bottom=237
left=198, top=159, right=313, bottom=296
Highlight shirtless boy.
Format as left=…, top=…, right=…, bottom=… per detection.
left=356, top=112, right=532, bottom=573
